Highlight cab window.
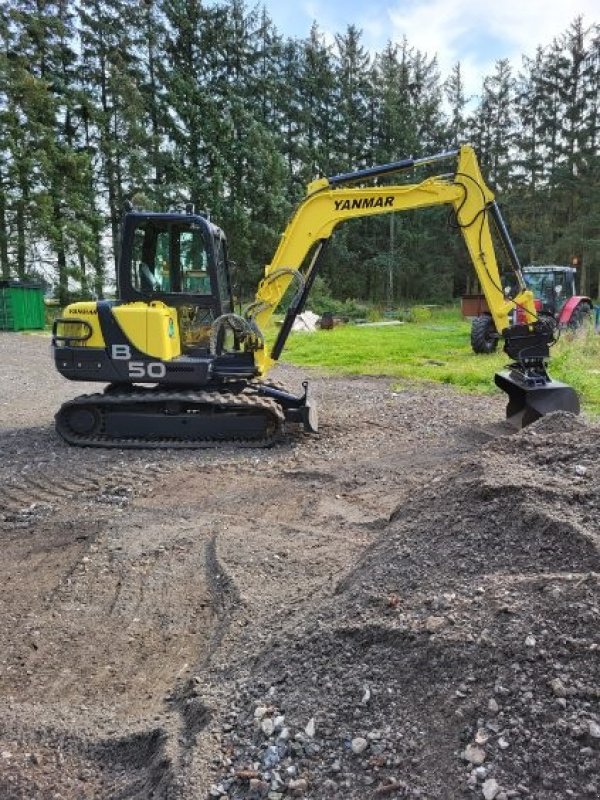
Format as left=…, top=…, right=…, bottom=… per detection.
left=130, top=221, right=212, bottom=295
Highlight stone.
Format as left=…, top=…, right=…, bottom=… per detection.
left=498, top=737, right=510, bottom=749
left=254, top=706, right=268, bottom=720
left=482, top=778, right=500, bottom=800
left=589, top=720, right=600, bottom=739
left=262, top=718, right=275, bottom=737
left=474, top=767, right=488, bottom=781
left=264, top=745, right=280, bottom=768
left=463, top=744, right=486, bottom=765
left=250, top=778, right=268, bottom=792
left=273, top=714, right=285, bottom=731
left=550, top=678, right=566, bottom=698
left=288, top=778, right=308, bottom=796
left=488, top=698, right=499, bottom=714
left=425, top=615, right=446, bottom=633
left=524, top=635, right=536, bottom=648
left=351, top=737, right=368, bottom=754
left=475, top=729, right=490, bottom=745
left=305, top=717, right=316, bottom=738
left=575, top=464, right=587, bottom=476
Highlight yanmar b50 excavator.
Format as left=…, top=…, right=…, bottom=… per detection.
left=52, top=145, right=579, bottom=447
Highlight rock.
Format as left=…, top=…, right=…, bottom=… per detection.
left=254, top=706, right=268, bottom=720
left=574, top=464, right=587, bottom=476
left=498, top=737, right=510, bottom=749
left=273, top=714, right=285, bottom=731
left=262, top=717, right=275, bottom=737
left=305, top=717, right=316, bottom=738
left=589, top=720, right=600, bottom=739
left=550, top=678, right=566, bottom=698
left=250, top=778, right=268, bottom=792
left=264, top=745, right=280, bottom=768
left=463, top=744, right=486, bottom=765
left=351, top=737, right=368, bottom=754
left=288, top=778, right=308, bottom=796
left=425, top=615, right=446, bottom=633
left=208, top=786, right=225, bottom=798
left=362, top=686, right=371, bottom=704
left=278, top=727, right=291, bottom=742
left=474, top=767, right=488, bottom=781
left=482, top=778, right=500, bottom=800
left=524, top=635, right=536, bottom=648
left=488, top=698, right=499, bottom=714
left=475, top=729, right=489, bottom=745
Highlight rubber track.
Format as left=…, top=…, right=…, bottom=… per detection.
left=55, top=389, right=286, bottom=449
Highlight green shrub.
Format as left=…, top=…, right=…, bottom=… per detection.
left=408, top=305, right=432, bottom=323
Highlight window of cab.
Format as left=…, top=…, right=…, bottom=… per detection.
left=131, top=220, right=212, bottom=295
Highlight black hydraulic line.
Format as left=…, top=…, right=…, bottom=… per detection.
left=488, top=201, right=526, bottom=291
left=327, top=150, right=459, bottom=187
left=270, top=240, right=330, bottom=361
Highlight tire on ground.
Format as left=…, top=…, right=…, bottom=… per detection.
left=567, top=303, right=592, bottom=330
left=470, top=314, right=498, bottom=354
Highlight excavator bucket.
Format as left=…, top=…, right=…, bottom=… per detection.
left=494, top=370, right=580, bottom=428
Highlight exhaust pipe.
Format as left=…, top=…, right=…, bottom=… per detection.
left=495, top=369, right=580, bottom=427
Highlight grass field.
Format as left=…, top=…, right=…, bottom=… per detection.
left=279, top=307, right=600, bottom=415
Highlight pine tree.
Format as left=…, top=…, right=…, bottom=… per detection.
left=79, top=0, right=150, bottom=272
left=445, top=62, right=469, bottom=147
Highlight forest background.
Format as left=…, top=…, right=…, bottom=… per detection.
left=0, top=1, right=599, bottom=306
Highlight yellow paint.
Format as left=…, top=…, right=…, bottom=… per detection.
left=60, top=302, right=105, bottom=347
left=113, top=302, right=181, bottom=359
left=58, top=300, right=181, bottom=360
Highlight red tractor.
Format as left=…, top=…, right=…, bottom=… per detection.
left=470, top=265, right=593, bottom=354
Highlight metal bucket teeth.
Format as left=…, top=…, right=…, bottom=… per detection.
left=494, top=370, right=580, bottom=428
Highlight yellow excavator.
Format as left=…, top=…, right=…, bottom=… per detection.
left=52, top=145, right=579, bottom=447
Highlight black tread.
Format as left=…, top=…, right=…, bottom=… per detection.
left=55, top=389, right=285, bottom=449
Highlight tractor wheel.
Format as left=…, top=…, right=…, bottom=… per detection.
left=568, top=303, right=592, bottom=331
left=471, top=315, right=498, bottom=354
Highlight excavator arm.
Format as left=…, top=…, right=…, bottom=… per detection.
left=242, top=145, right=578, bottom=424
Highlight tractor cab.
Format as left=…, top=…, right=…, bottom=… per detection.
left=119, top=210, right=234, bottom=353
left=522, top=265, right=576, bottom=317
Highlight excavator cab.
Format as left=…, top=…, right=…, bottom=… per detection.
left=119, top=210, right=234, bottom=353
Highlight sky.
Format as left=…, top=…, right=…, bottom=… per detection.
left=262, top=0, right=600, bottom=99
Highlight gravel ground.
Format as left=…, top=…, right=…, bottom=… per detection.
left=0, top=332, right=598, bottom=800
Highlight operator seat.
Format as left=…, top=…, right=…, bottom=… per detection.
left=139, top=263, right=161, bottom=292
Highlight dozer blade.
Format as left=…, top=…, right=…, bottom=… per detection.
left=494, top=370, right=580, bottom=428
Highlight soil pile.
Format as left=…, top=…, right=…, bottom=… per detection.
left=213, top=414, right=600, bottom=799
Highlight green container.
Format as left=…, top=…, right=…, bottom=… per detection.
left=0, top=281, right=46, bottom=331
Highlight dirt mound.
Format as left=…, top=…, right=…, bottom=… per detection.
left=213, top=418, right=600, bottom=799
